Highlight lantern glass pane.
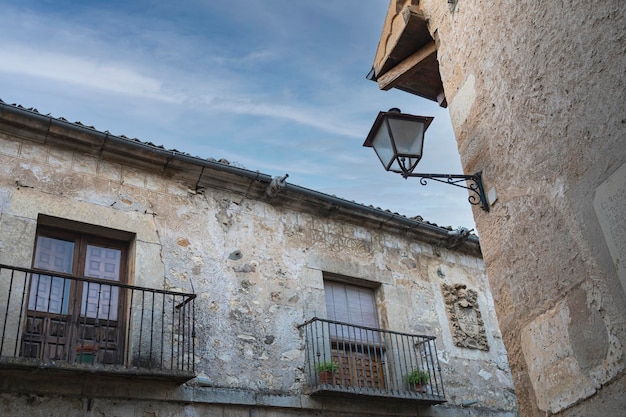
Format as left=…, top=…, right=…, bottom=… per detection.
left=371, top=123, right=396, bottom=170
left=386, top=117, right=425, bottom=157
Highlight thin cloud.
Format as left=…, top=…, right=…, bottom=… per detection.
left=0, top=41, right=364, bottom=140
left=0, top=43, right=179, bottom=103
left=199, top=96, right=365, bottom=139
left=0, top=2, right=375, bottom=138
left=212, top=50, right=278, bottom=66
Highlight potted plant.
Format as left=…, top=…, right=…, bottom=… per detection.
left=75, top=343, right=98, bottom=365
left=315, top=361, right=339, bottom=385
left=403, top=369, right=430, bottom=392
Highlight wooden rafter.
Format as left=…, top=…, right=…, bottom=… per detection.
left=376, top=40, right=437, bottom=91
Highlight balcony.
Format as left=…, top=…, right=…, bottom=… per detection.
left=298, top=318, right=446, bottom=404
left=0, top=264, right=196, bottom=382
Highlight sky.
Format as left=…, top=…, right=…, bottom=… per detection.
left=0, top=0, right=477, bottom=230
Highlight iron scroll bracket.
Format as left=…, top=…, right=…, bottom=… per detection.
left=400, top=171, right=489, bottom=212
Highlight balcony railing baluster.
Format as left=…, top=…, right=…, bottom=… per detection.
left=298, top=317, right=446, bottom=404
left=159, top=290, right=165, bottom=367
left=0, top=263, right=195, bottom=378
left=149, top=291, right=155, bottom=367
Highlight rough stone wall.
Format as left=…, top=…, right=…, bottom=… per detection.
left=409, top=0, right=626, bottom=415
left=0, top=127, right=516, bottom=415
left=0, top=390, right=516, bottom=417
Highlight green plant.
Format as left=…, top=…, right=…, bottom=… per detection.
left=403, top=369, right=430, bottom=386
left=315, top=361, right=339, bottom=373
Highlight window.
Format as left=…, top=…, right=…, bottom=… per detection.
left=324, top=281, right=379, bottom=340
left=22, top=226, right=129, bottom=364
left=324, top=280, right=385, bottom=389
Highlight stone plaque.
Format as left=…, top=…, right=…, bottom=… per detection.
left=442, top=283, right=489, bottom=351
left=593, top=162, right=626, bottom=294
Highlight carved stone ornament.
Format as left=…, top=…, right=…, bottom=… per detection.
left=284, top=220, right=373, bottom=256
left=442, top=283, right=489, bottom=351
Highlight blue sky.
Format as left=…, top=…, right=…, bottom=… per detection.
left=0, top=0, right=476, bottom=229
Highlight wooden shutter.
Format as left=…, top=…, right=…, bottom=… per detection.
left=325, top=281, right=380, bottom=342
left=325, top=281, right=378, bottom=328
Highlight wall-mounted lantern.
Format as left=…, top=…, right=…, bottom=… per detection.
left=363, top=108, right=489, bottom=211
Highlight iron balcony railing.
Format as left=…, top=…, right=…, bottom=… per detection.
left=298, top=317, right=446, bottom=403
left=0, top=263, right=196, bottom=378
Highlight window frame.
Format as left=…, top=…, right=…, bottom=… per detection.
left=323, top=276, right=387, bottom=389
left=22, top=221, right=132, bottom=364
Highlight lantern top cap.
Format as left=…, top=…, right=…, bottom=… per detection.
left=362, top=110, right=434, bottom=148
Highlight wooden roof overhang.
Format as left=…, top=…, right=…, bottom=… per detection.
left=368, top=2, right=446, bottom=107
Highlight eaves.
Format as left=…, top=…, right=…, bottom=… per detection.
left=0, top=101, right=481, bottom=256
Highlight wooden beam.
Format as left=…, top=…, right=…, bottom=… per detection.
left=377, top=41, right=437, bottom=91
left=437, top=90, right=447, bottom=108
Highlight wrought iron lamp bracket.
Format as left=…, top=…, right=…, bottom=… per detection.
left=401, top=171, right=489, bottom=212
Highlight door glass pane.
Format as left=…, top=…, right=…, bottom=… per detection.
left=28, top=236, right=73, bottom=313
left=81, top=245, right=121, bottom=320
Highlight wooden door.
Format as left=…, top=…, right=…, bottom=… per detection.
left=76, top=242, right=125, bottom=364
left=22, top=230, right=127, bottom=365
left=22, top=236, right=74, bottom=360
left=332, top=346, right=386, bottom=388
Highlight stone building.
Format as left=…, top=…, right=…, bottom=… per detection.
left=367, top=1, right=626, bottom=416
left=0, top=101, right=517, bottom=416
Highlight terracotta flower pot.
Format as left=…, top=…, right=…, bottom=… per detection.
left=318, top=370, right=334, bottom=385
left=411, top=383, right=427, bottom=393
left=76, top=344, right=98, bottom=364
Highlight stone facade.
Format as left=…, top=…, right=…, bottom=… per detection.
left=0, top=104, right=517, bottom=415
left=370, top=1, right=626, bottom=416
